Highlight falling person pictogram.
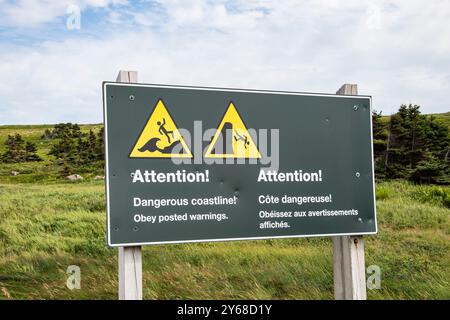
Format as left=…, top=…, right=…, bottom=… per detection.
left=157, top=118, right=174, bottom=143
left=234, top=132, right=250, bottom=149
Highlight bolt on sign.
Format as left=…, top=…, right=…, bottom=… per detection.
left=102, top=83, right=377, bottom=246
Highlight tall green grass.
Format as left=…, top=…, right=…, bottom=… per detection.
left=0, top=180, right=448, bottom=299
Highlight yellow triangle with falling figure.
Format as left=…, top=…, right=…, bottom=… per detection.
left=205, top=102, right=261, bottom=159
left=129, top=99, right=193, bottom=158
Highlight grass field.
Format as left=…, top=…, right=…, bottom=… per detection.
left=0, top=180, right=448, bottom=299
left=0, top=123, right=449, bottom=300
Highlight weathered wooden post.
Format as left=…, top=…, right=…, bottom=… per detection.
left=116, top=70, right=143, bottom=300
left=332, top=83, right=367, bottom=300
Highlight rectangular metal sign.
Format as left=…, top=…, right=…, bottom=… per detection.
left=102, top=82, right=377, bottom=247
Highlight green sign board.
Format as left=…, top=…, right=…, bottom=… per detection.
left=102, top=82, right=377, bottom=247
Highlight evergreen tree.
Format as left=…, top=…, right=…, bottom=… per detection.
left=61, top=162, right=72, bottom=177
left=1, top=134, right=42, bottom=163
left=96, top=127, right=105, bottom=161
left=49, top=132, right=76, bottom=164
left=76, top=136, right=91, bottom=165
left=424, top=115, right=450, bottom=159
left=45, top=123, right=85, bottom=140
left=25, top=141, right=42, bottom=162
left=2, top=134, right=26, bottom=163
left=410, top=152, right=449, bottom=184
left=87, top=130, right=97, bottom=161
left=71, top=123, right=83, bottom=138
left=49, top=126, right=106, bottom=172
left=384, top=104, right=450, bottom=183
left=385, top=105, right=425, bottom=178
left=372, top=111, right=388, bottom=179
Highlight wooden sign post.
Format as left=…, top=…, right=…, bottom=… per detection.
left=116, top=70, right=143, bottom=300
left=333, top=84, right=367, bottom=300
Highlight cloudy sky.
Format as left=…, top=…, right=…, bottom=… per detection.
left=0, top=0, right=449, bottom=124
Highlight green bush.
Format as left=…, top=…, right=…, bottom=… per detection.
left=444, top=194, right=450, bottom=209
left=410, top=186, right=450, bottom=208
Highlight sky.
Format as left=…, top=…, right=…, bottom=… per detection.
left=0, top=0, right=449, bottom=125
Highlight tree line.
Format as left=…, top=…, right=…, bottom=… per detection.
left=373, top=104, right=449, bottom=184
left=1, top=104, right=449, bottom=183
left=46, top=124, right=105, bottom=176
left=0, top=134, right=42, bottom=163
left=1, top=123, right=104, bottom=177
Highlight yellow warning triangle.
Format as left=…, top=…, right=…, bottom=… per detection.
left=205, top=102, right=261, bottom=159
left=129, top=99, right=193, bottom=158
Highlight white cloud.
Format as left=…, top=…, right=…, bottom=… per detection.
left=0, top=0, right=128, bottom=27
left=0, top=0, right=449, bottom=124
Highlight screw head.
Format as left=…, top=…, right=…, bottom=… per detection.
left=356, top=172, right=361, bottom=178
left=353, top=105, right=359, bottom=111
left=129, top=95, right=135, bottom=101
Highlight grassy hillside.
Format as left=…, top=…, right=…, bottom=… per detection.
left=0, top=124, right=103, bottom=183
left=0, top=123, right=449, bottom=300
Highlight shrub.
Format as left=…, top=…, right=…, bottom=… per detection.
left=410, top=186, right=450, bottom=208
left=376, top=185, right=391, bottom=200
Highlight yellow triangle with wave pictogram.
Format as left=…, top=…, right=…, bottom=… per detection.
left=129, top=99, right=193, bottom=158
